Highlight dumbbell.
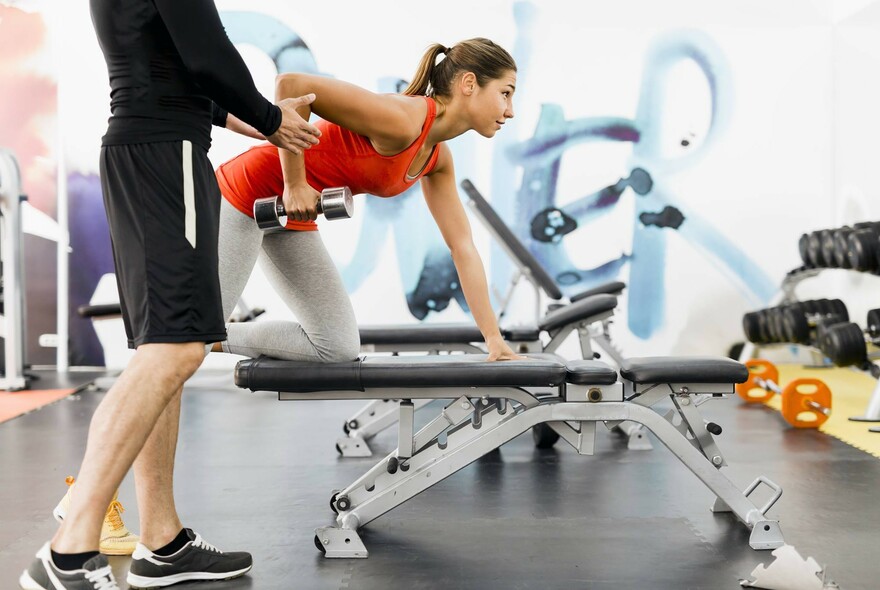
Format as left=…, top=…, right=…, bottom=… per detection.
left=253, top=186, right=354, bottom=230
left=846, top=223, right=880, bottom=272
left=736, top=359, right=832, bottom=429
left=818, top=321, right=869, bottom=367
left=780, top=300, right=848, bottom=345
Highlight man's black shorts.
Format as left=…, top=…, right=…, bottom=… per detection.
left=100, top=141, right=226, bottom=348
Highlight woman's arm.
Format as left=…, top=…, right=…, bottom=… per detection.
left=276, top=73, right=424, bottom=149
left=273, top=73, right=426, bottom=221
left=421, top=146, right=521, bottom=361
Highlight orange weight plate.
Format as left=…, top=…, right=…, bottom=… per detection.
left=736, top=359, right=778, bottom=403
left=781, top=378, right=832, bottom=429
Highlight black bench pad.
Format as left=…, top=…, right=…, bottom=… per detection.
left=565, top=360, right=618, bottom=385
left=359, top=323, right=541, bottom=346
left=235, top=354, right=571, bottom=393
left=360, top=323, right=484, bottom=345
left=570, top=281, right=626, bottom=302
left=539, top=294, right=617, bottom=332
left=619, top=357, right=748, bottom=385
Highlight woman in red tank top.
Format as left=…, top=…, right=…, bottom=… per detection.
left=214, top=39, right=521, bottom=362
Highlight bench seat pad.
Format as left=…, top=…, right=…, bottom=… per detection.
left=235, top=354, right=572, bottom=393
left=539, top=294, right=617, bottom=332
left=619, top=356, right=748, bottom=385
left=359, top=323, right=541, bottom=346
left=565, top=360, right=618, bottom=385
left=569, top=281, right=627, bottom=302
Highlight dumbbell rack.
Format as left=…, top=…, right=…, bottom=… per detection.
left=0, top=149, right=28, bottom=391
left=738, top=267, right=822, bottom=364
left=740, top=265, right=880, bottom=430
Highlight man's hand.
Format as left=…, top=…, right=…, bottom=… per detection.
left=282, top=183, right=322, bottom=222
left=267, top=94, right=322, bottom=154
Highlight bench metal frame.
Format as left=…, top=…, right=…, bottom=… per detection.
left=339, top=307, right=644, bottom=456
left=272, top=378, right=785, bottom=558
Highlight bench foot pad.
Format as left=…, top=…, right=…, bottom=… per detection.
left=315, top=526, right=368, bottom=558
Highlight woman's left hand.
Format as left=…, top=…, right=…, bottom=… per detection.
left=486, top=337, right=527, bottom=362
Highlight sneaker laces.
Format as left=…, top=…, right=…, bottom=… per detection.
left=192, top=535, right=221, bottom=553
left=84, top=565, right=118, bottom=590
left=104, top=500, right=126, bottom=531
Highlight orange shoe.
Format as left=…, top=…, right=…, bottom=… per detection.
left=52, top=476, right=140, bottom=556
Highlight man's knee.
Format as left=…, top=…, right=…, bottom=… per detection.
left=138, top=341, right=206, bottom=379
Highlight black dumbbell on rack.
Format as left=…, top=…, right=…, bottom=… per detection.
left=780, top=300, right=849, bottom=345
left=743, top=299, right=848, bottom=346
left=798, top=222, right=880, bottom=270
left=817, top=308, right=880, bottom=371
left=845, top=223, right=880, bottom=272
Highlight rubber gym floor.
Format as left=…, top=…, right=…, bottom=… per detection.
left=1, top=372, right=878, bottom=589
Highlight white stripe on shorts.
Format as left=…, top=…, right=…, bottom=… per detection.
left=182, top=140, right=196, bottom=248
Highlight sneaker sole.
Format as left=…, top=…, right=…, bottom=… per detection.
left=19, top=570, right=46, bottom=590
left=126, top=565, right=252, bottom=588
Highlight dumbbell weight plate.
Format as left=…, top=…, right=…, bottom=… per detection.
left=253, top=196, right=286, bottom=230
left=799, top=299, right=822, bottom=315
left=820, top=322, right=867, bottom=367
left=736, top=359, right=778, bottom=403
left=867, top=309, right=880, bottom=340
left=798, top=234, right=812, bottom=267
left=798, top=234, right=811, bottom=267
left=820, top=229, right=838, bottom=268
left=320, top=186, right=354, bottom=220
left=742, top=312, right=763, bottom=343
left=833, top=229, right=853, bottom=269
left=781, top=379, right=831, bottom=429
left=807, top=231, right=825, bottom=267
left=782, top=307, right=810, bottom=344
left=768, top=307, right=789, bottom=343
left=826, top=299, right=849, bottom=322
left=847, top=229, right=879, bottom=272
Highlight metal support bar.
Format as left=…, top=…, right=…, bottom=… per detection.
left=397, top=401, right=415, bottom=459
left=346, top=398, right=433, bottom=441
left=0, top=149, right=27, bottom=391
left=672, top=394, right=727, bottom=467
left=336, top=396, right=488, bottom=499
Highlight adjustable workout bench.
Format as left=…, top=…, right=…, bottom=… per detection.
left=339, top=179, right=633, bottom=456
left=235, top=354, right=786, bottom=558
left=344, top=290, right=621, bottom=456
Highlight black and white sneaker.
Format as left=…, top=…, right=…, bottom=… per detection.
left=19, top=542, right=119, bottom=589
left=126, top=529, right=252, bottom=588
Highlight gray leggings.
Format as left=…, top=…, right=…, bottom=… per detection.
left=218, top=199, right=360, bottom=362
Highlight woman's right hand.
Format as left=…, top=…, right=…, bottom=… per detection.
left=282, top=183, right=322, bottom=222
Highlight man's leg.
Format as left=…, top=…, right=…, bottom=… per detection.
left=50, top=342, right=205, bottom=554
left=133, top=385, right=184, bottom=549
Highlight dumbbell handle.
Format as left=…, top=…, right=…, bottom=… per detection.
left=271, top=197, right=327, bottom=217
left=754, top=377, right=782, bottom=395
left=755, top=377, right=830, bottom=415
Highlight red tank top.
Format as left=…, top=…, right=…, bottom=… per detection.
left=216, top=96, right=441, bottom=231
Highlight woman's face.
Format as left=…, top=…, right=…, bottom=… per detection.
left=467, top=69, right=516, bottom=137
